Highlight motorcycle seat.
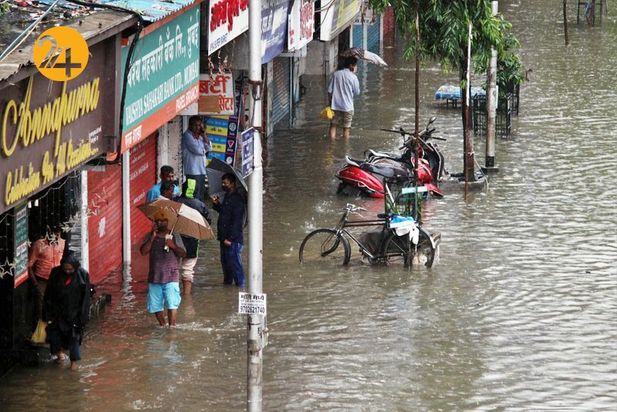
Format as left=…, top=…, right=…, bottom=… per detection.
left=368, top=149, right=399, bottom=160
left=344, top=155, right=362, bottom=167
left=361, top=163, right=409, bottom=178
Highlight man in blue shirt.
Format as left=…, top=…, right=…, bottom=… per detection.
left=211, top=173, right=246, bottom=288
left=146, top=165, right=181, bottom=203
left=182, top=116, right=211, bottom=202
left=328, top=57, right=361, bottom=139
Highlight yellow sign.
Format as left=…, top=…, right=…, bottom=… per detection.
left=2, top=77, right=101, bottom=206
left=33, top=27, right=89, bottom=81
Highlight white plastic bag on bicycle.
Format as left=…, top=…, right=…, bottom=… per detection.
left=389, top=216, right=419, bottom=245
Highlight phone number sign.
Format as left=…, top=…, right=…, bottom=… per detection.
left=238, top=292, right=267, bottom=315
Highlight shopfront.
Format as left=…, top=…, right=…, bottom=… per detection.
left=0, top=36, right=118, bottom=357
left=119, top=4, right=201, bottom=262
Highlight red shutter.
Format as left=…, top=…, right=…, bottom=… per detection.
left=129, top=133, right=157, bottom=246
left=87, top=164, right=122, bottom=284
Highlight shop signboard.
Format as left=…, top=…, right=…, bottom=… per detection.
left=121, top=5, right=201, bottom=152
left=0, top=41, right=113, bottom=216
left=198, top=73, right=235, bottom=115
left=13, top=203, right=28, bottom=288
left=208, top=0, right=249, bottom=55
left=319, top=0, right=361, bottom=41
left=287, top=0, right=314, bottom=51
left=241, top=128, right=254, bottom=178
left=205, top=116, right=239, bottom=166
left=261, top=0, right=290, bottom=64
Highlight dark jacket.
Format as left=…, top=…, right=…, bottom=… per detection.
left=175, top=196, right=211, bottom=258
left=213, top=190, right=245, bottom=244
left=43, top=256, right=91, bottom=332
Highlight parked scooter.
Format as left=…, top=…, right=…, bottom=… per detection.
left=336, top=117, right=447, bottom=198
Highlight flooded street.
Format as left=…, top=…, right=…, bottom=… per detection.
left=1, top=1, right=616, bottom=410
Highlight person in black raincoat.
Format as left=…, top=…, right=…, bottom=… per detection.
left=43, top=252, right=91, bottom=371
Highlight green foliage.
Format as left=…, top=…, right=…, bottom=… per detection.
left=370, top=0, right=523, bottom=87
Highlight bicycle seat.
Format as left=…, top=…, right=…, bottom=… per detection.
left=377, top=212, right=393, bottom=219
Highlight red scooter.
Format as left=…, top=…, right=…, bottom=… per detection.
left=336, top=117, right=446, bottom=198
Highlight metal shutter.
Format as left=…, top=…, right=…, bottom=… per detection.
left=87, top=164, right=123, bottom=284
left=367, top=18, right=381, bottom=53
left=271, top=57, right=290, bottom=128
left=129, top=134, right=157, bottom=244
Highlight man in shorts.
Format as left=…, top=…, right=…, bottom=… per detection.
left=328, top=56, right=361, bottom=139
left=140, top=210, right=186, bottom=326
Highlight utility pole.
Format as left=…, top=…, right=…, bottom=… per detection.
left=563, top=0, right=569, bottom=46
left=484, top=0, right=499, bottom=173
left=463, top=21, right=474, bottom=188
left=247, top=0, right=264, bottom=410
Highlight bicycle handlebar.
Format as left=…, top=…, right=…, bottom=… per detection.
left=345, top=203, right=366, bottom=212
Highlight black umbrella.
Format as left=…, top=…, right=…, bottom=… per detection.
left=206, top=157, right=248, bottom=199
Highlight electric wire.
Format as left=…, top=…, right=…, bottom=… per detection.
left=0, top=0, right=61, bottom=64
left=62, top=0, right=145, bottom=161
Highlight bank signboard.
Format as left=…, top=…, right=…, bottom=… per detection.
left=287, top=0, right=314, bottom=51
left=208, top=0, right=249, bottom=55
left=121, top=5, right=201, bottom=152
left=0, top=42, right=113, bottom=216
left=319, top=0, right=361, bottom=41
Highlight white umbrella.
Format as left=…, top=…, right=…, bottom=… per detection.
left=340, top=48, right=388, bottom=67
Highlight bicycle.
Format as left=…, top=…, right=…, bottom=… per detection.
left=299, top=204, right=438, bottom=267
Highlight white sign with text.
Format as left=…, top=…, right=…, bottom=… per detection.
left=238, top=292, right=267, bottom=315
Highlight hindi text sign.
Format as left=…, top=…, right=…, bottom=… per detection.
left=288, top=0, right=314, bottom=51
left=121, top=6, right=201, bottom=152
left=208, top=0, right=249, bottom=55
left=198, top=73, right=235, bottom=115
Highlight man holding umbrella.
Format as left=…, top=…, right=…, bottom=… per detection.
left=211, top=173, right=246, bottom=288
left=328, top=56, right=360, bottom=140
left=140, top=204, right=186, bottom=327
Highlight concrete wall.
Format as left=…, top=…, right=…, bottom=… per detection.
left=304, top=40, right=338, bottom=76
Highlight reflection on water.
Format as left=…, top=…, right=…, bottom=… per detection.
left=1, top=1, right=616, bottom=410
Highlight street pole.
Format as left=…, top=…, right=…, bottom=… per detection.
left=414, top=2, right=420, bottom=221
left=464, top=21, right=474, bottom=190
left=563, top=0, right=569, bottom=46
left=484, top=0, right=499, bottom=173
left=247, top=0, right=264, bottom=410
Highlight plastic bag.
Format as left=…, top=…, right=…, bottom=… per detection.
left=319, top=106, right=335, bottom=120
left=31, top=320, right=47, bottom=344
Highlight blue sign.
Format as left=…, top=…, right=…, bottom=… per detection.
left=261, top=0, right=290, bottom=64
left=241, top=128, right=255, bottom=177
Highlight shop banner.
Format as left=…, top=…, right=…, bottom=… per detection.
left=261, top=0, right=290, bottom=64
left=205, top=116, right=239, bottom=166
left=13, top=203, right=28, bottom=288
left=121, top=5, right=201, bottom=152
left=0, top=41, right=113, bottom=215
left=198, top=73, right=235, bottom=115
left=319, top=0, right=361, bottom=41
left=287, top=0, right=314, bottom=51
left=208, top=0, right=249, bottom=55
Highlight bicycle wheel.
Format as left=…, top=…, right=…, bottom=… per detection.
left=382, top=232, right=411, bottom=267
left=299, top=229, right=351, bottom=265
left=412, top=228, right=436, bottom=268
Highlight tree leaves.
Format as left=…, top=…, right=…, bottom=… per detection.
left=371, top=0, right=523, bottom=89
